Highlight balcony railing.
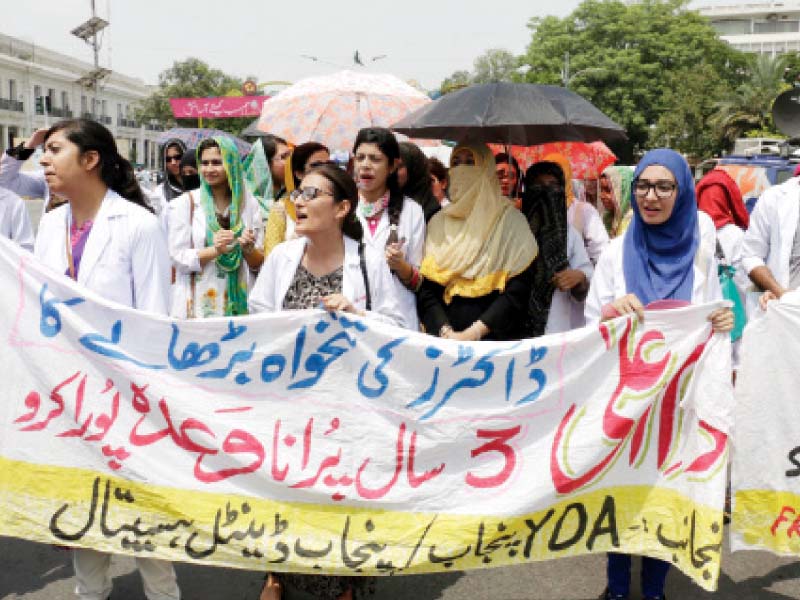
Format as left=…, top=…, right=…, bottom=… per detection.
left=0, top=98, right=24, bottom=112
left=49, top=107, right=73, bottom=118
left=81, top=112, right=113, bottom=125
left=117, top=118, right=139, bottom=128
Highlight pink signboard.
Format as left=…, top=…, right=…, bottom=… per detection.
left=169, top=96, right=270, bottom=119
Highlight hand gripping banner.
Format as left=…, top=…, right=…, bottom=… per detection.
left=0, top=237, right=732, bottom=590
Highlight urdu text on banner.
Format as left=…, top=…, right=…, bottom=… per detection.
left=0, top=237, right=732, bottom=590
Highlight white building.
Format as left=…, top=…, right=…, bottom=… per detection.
left=0, top=32, right=163, bottom=169
left=698, top=2, right=800, bottom=55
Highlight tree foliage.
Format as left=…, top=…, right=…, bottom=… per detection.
left=472, top=49, right=519, bottom=84
left=711, top=54, right=790, bottom=145
left=136, top=58, right=245, bottom=135
left=440, top=48, right=518, bottom=93
left=519, top=0, right=748, bottom=158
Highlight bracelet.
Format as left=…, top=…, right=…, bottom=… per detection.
left=439, top=324, right=453, bottom=338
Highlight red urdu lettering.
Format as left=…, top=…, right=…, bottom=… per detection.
left=466, top=425, right=521, bottom=488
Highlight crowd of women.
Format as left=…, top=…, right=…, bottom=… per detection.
left=2, top=114, right=774, bottom=600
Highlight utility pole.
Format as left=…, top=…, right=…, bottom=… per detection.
left=71, top=0, right=110, bottom=120
left=562, top=51, right=570, bottom=88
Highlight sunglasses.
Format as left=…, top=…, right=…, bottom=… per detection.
left=290, top=186, right=334, bottom=203
left=166, top=155, right=183, bottom=163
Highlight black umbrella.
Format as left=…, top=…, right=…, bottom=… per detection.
left=392, top=82, right=626, bottom=145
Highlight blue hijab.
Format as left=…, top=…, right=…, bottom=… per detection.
left=622, top=149, right=699, bottom=305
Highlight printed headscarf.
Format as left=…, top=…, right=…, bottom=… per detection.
left=420, top=144, right=537, bottom=303
left=243, top=138, right=273, bottom=221
left=623, top=149, right=699, bottom=305
left=198, top=136, right=249, bottom=316
left=600, top=165, right=634, bottom=238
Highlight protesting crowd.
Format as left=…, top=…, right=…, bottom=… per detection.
left=0, top=113, right=796, bottom=600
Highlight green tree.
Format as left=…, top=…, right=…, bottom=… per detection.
left=440, top=70, right=471, bottom=94
left=652, top=64, right=728, bottom=159
left=711, top=53, right=790, bottom=145
left=136, top=58, right=245, bottom=135
left=520, top=0, right=747, bottom=158
left=472, top=48, right=519, bottom=84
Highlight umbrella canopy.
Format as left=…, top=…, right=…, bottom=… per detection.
left=157, top=127, right=252, bottom=155
left=392, top=82, right=626, bottom=146
left=490, top=141, right=617, bottom=179
left=240, top=118, right=267, bottom=138
left=257, top=70, right=431, bottom=152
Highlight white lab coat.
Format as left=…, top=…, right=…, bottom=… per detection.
left=585, top=211, right=721, bottom=324
left=248, top=236, right=408, bottom=329
left=167, top=190, right=264, bottom=319
left=741, top=176, right=800, bottom=316
left=0, top=187, right=34, bottom=251
left=568, top=200, right=610, bottom=265
left=34, top=190, right=171, bottom=315
left=357, top=197, right=424, bottom=331
left=545, top=226, right=594, bottom=334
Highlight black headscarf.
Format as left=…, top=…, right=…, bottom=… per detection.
left=399, top=142, right=440, bottom=222
left=162, top=139, right=187, bottom=202
left=179, top=149, right=199, bottom=191
left=522, top=161, right=570, bottom=338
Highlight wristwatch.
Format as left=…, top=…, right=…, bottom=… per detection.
left=6, top=143, right=35, bottom=161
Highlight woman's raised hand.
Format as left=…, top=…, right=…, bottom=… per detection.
left=212, top=229, right=235, bottom=255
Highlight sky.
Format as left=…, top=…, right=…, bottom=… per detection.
left=3, top=0, right=582, bottom=90
left=3, top=0, right=740, bottom=92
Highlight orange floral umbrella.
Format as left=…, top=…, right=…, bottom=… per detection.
left=490, top=141, right=617, bottom=179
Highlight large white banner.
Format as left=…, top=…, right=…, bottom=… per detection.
left=0, top=237, right=732, bottom=589
left=732, top=295, right=800, bottom=556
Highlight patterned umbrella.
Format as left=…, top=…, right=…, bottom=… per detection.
left=490, top=141, right=617, bottom=179
left=157, top=128, right=251, bottom=155
left=257, top=70, right=431, bottom=152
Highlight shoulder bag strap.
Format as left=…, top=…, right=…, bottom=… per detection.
left=358, top=241, right=372, bottom=312
left=188, top=192, right=197, bottom=319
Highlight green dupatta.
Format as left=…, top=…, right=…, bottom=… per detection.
left=199, top=136, right=249, bottom=316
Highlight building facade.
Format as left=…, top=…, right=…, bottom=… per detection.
left=0, top=32, right=163, bottom=169
left=698, top=2, right=800, bottom=55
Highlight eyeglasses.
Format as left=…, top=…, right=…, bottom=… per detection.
left=633, top=179, right=677, bottom=199
left=290, top=186, right=334, bottom=203
left=166, top=155, right=183, bottom=163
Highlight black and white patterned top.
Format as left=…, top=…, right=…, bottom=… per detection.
left=282, top=264, right=343, bottom=310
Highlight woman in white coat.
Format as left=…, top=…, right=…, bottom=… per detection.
left=0, top=187, right=34, bottom=251
left=584, top=149, right=732, bottom=600
left=167, top=136, right=264, bottom=318
left=34, top=118, right=177, bottom=600
left=352, top=127, right=425, bottom=330
left=249, top=164, right=405, bottom=600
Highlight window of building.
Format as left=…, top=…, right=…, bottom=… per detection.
left=33, top=85, right=41, bottom=100
left=8, top=79, right=16, bottom=101
left=81, top=95, right=87, bottom=115
left=754, top=20, right=800, bottom=34
left=61, top=91, right=69, bottom=110
left=101, top=99, right=107, bottom=116
left=712, top=19, right=751, bottom=36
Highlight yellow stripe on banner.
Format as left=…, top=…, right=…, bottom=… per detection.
left=733, top=490, right=800, bottom=554
left=0, top=456, right=724, bottom=590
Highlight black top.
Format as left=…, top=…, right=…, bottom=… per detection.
left=417, top=264, right=533, bottom=341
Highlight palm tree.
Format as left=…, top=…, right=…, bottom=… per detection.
left=711, top=54, right=789, bottom=145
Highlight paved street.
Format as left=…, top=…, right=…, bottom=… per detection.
left=2, top=531, right=800, bottom=599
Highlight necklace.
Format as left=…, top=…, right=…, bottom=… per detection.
left=359, top=192, right=389, bottom=221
